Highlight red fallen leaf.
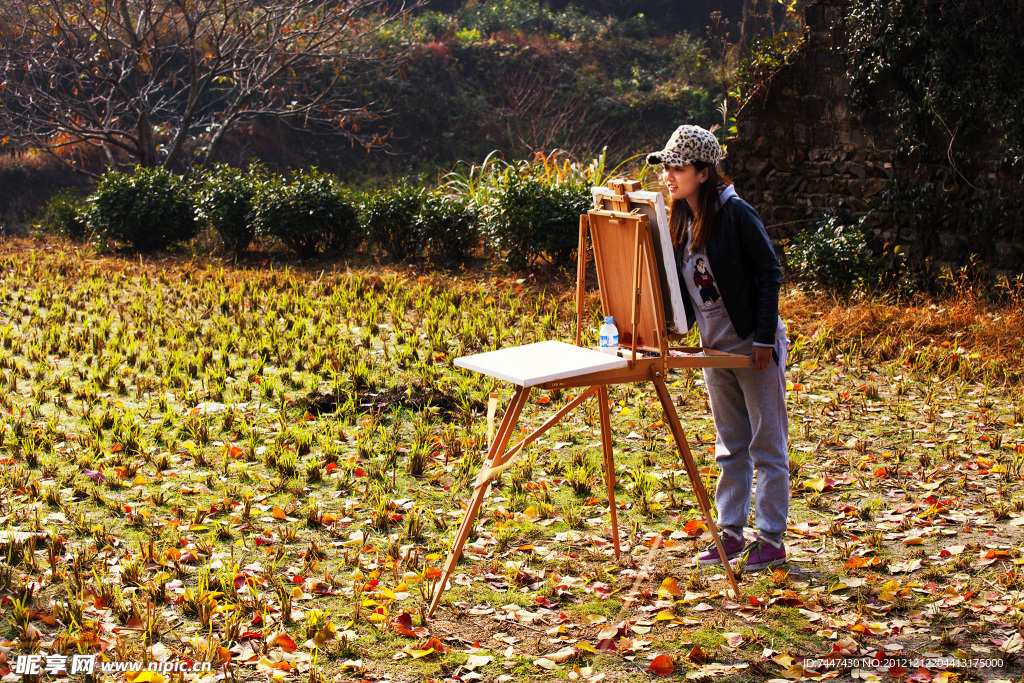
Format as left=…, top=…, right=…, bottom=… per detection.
left=354, top=467, right=366, bottom=477
left=536, top=395, right=551, bottom=404
left=769, top=595, right=804, bottom=607
left=254, top=536, right=274, bottom=546
left=325, top=463, right=338, bottom=472
left=535, top=596, right=557, bottom=608
left=422, top=636, right=448, bottom=654
left=648, top=654, right=674, bottom=676
left=239, top=631, right=264, bottom=640
left=845, top=556, right=880, bottom=569
left=424, top=567, right=442, bottom=579
left=890, top=665, right=908, bottom=678
left=595, top=639, right=617, bottom=651
left=392, top=612, right=417, bottom=637
left=682, top=520, right=707, bottom=537
left=685, top=645, right=708, bottom=665
left=291, top=575, right=305, bottom=584
left=269, top=631, right=298, bottom=653
left=123, top=612, right=144, bottom=630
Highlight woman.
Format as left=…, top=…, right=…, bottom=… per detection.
left=647, top=124, right=789, bottom=572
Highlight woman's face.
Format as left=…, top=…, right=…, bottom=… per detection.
left=661, top=163, right=709, bottom=208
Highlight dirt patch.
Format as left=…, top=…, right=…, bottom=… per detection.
left=295, top=386, right=484, bottom=422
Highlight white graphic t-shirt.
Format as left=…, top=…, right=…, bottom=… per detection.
left=680, top=241, right=745, bottom=353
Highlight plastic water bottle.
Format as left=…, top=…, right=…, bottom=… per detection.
left=599, top=316, right=619, bottom=355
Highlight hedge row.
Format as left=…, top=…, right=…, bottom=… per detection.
left=43, top=165, right=590, bottom=268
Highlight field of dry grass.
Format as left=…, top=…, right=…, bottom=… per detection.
left=0, top=240, right=1022, bottom=683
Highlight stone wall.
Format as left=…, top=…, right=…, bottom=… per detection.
left=723, top=0, right=1023, bottom=276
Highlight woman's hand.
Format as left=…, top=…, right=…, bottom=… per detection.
left=750, top=345, right=773, bottom=371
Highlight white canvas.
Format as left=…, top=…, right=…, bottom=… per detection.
left=454, top=340, right=627, bottom=387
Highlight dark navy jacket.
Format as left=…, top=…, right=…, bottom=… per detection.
left=677, top=196, right=782, bottom=346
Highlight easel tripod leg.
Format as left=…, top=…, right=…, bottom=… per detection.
left=651, top=374, right=742, bottom=599
left=427, top=387, right=531, bottom=617
left=596, top=385, right=621, bottom=559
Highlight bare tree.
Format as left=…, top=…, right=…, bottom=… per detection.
left=0, top=0, right=423, bottom=174
left=490, top=57, right=618, bottom=159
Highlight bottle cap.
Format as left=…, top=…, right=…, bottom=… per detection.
left=603, top=316, right=614, bottom=324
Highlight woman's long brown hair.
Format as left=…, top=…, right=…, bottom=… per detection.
left=669, top=162, right=734, bottom=251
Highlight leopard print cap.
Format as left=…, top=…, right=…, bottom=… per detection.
left=646, top=125, right=723, bottom=167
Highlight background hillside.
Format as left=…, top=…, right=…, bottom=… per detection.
left=218, top=0, right=754, bottom=181
left=1, top=0, right=770, bottom=221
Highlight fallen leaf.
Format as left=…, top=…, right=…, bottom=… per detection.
left=648, top=654, right=674, bottom=676
left=464, top=654, right=493, bottom=670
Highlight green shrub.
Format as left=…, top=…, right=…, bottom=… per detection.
left=89, top=167, right=197, bottom=252
left=195, top=164, right=266, bottom=255
left=487, top=175, right=590, bottom=270
left=420, top=192, right=478, bottom=265
left=254, top=169, right=357, bottom=258
left=40, top=189, right=90, bottom=241
left=362, top=184, right=425, bottom=261
left=787, top=209, right=873, bottom=291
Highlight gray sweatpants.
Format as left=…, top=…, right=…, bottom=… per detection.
left=703, top=338, right=789, bottom=543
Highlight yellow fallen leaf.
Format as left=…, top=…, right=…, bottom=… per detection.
left=130, top=672, right=167, bottom=683
left=802, top=477, right=826, bottom=492
left=658, top=577, right=681, bottom=598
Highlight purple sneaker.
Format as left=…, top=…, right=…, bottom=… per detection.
left=696, top=530, right=745, bottom=565
left=738, top=539, right=787, bottom=572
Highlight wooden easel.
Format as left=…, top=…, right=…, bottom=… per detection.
left=427, top=179, right=748, bottom=617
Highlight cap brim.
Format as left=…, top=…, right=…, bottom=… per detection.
left=647, top=152, right=693, bottom=166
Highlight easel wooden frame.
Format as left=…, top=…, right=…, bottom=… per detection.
left=427, top=179, right=747, bottom=618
